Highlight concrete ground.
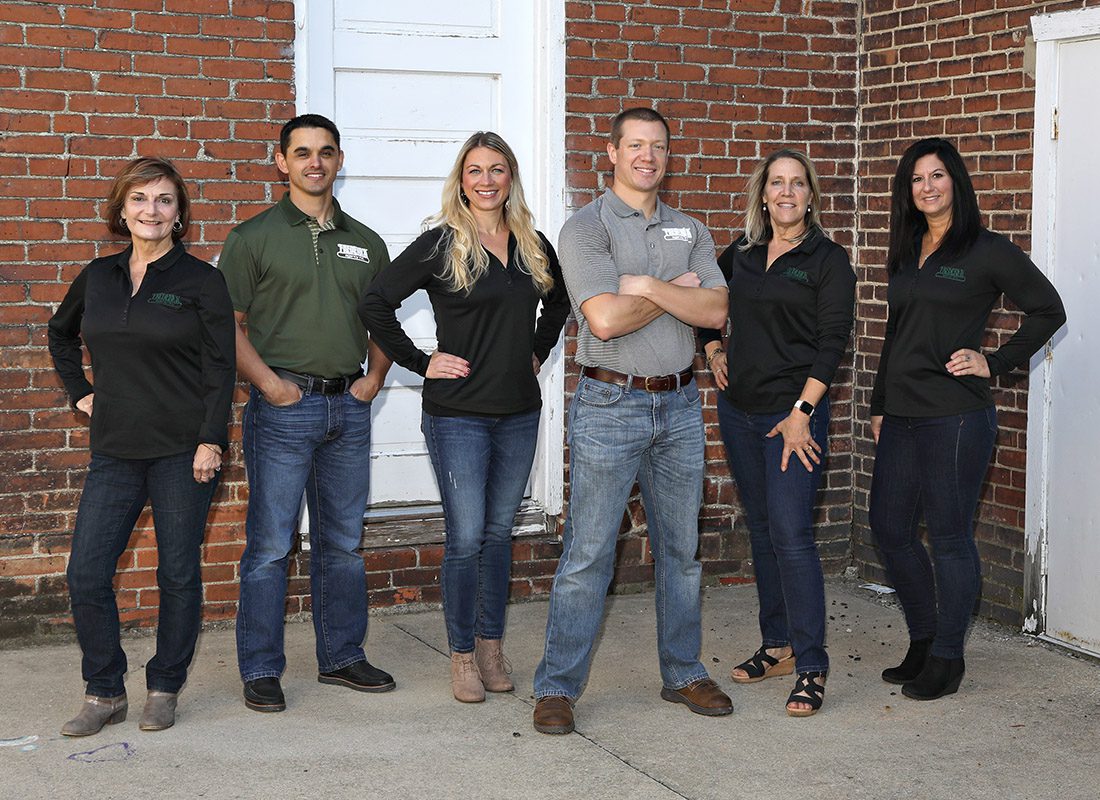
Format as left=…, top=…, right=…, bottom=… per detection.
left=1, top=579, right=1097, bottom=800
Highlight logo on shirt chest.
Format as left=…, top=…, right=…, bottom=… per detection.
left=662, top=227, right=692, bottom=242
left=780, top=267, right=810, bottom=285
left=337, top=243, right=371, bottom=263
left=934, top=265, right=966, bottom=282
left=148, top=292, right=183, bottom=309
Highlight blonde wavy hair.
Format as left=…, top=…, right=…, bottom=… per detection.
left=741, top=148, right=824, bottom=251
left=425, top=132, right=553, bottom=295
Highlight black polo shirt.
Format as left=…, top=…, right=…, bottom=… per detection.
left=47, top=244, right=236, bottom=459
left=359, top=227, right=570, bottom=417
left=700, top=230, right=856, bottom=414
left=869, top=228, right=1066, bottom=418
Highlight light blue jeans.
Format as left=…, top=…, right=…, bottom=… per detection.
left=535, top=375, right=711, bottom=700
left=236, top=387, right=374, bottom=682
left=422, top=409, right=540, bottom=654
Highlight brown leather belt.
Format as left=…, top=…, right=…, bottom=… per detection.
left=272, top=367, right=362, bottom=396
left=581, top=365, right=694, bottom=392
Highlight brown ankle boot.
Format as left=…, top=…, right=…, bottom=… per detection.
left=474, top=637, right=514, bottom=693
left=450, top=652, right=485, bottom=703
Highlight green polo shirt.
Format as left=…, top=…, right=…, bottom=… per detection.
left=220, top=193, right=390, bottom=377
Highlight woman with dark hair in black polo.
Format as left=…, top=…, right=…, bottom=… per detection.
left=870, top=138, right=1065, bottom=700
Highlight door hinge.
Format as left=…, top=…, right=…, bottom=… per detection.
left=1052, top=106, right=1059, bottom=140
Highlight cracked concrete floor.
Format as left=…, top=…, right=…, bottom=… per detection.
left=1, top=580, right=1097, bottom=800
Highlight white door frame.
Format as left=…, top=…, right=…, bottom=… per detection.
left=291, top=1, right=568, bottom=515
left=1023, top=7, right=1100, bottom=642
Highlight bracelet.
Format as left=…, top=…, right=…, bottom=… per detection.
left=200, top=443, right=223, bottom=455
left=706, top=347, right=724, bottom=366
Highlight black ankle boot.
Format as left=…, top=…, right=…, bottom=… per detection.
left=901, top=655, right=965, bottom=700
left=881, top=637, right=933, bottom=685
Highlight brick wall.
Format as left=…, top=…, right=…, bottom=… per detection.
left=0, top=0, right=861, bottom=640
left=0, top=0, right=298, bottom=639
left=3, top=0, right=1077, bottom=640
left=563, top=0, right=860, bottom=592
left=852, top=0, right=1100, bottom=626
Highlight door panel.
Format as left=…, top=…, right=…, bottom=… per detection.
left=303, top=0, right=554, bottom=508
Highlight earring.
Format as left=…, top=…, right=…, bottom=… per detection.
left=120, top=216, right=128, bottom=227
left=460, top=191, right=470, bottom=207
left=172, top=219, right=183, bottom=232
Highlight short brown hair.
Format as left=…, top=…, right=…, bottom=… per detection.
left=104, top=157, right=191, bottom=241
left=610, top=107, right=670, bottom=147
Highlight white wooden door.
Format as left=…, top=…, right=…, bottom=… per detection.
left=1027, top=11, right=1100, bottom=656
left=297, top=0, right=566, bottom=511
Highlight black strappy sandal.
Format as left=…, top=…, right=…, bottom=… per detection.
left=730, top=645, right=795, bottom=684
left=786, top=671, right=826, bottom=717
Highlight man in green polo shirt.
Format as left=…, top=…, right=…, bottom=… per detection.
left=220, top=114, right=395, bottom=713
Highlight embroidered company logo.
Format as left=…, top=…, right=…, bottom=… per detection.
left=337, top=243, right=371, bottom=263
left=662, top=227, right=692, bottom=242
left=935, top=266, right=966, bottom=282
left=147, top=292, right=183, bottom=309
left=781, top=267, right=810, bottom=284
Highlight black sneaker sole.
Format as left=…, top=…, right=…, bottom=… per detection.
left=244, top=697, right=286, bottom=712
left=317, top=674, right=396, bottom=693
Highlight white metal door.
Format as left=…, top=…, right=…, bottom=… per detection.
left=1028, top=11, right=1100, bottom=656
left=297, top=0, right=566, bottom=511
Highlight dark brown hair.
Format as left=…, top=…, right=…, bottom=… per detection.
left=105, top=157, right=191, bottom=241
left=610, top=107, right=670, bottom=147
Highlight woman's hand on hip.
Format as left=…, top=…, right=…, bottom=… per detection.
left=75, top=394, right=93, bottom=417
left=193, top=443, right=222, bottom=483
left=946, top=348, right=990, bottom=378
left=767, top=411, right=821, bottom=473
left=426, top=350, right=470, bottom=379
left=870, top=414, right=883, bottom=444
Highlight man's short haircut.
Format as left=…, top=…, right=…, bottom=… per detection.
left=279, top=113, right=341, bottom=154
left=610, top=107, right=670, bottom=146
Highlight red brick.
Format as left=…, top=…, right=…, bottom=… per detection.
left=98, top=30, right=164, bottom=52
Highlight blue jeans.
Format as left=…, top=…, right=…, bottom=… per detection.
left=237, top=387, right=374, bottom=681
left=67, top=450, right=217, bottom=697
left=423, top=409, right=540, bottom=653
left=535, top=375, right=711, bottom=700
left=717, top=394, right=830, bottom=673
left=869, top=408, right=998, bottom=659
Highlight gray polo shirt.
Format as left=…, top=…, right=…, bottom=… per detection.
left=557, top=189, right=724, bottom=376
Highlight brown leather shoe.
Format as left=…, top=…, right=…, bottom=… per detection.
left=532, top=695, right=574, bottom=734
left=660, top=678, right=733, bottom=717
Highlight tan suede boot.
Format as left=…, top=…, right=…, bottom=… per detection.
left=474, top=637, right=514, bottom=692
left=450, top=651, right=485, bottom=703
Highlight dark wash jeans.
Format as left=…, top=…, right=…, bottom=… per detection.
left=869, top=407, right=998, bottom=659
left=67, top=450, right=217, bottom=697
left=717, top=393, right=831, bottom=673
left=237, top=387, right=374, bottom=682
left=422, top=409, right=540, bottom=654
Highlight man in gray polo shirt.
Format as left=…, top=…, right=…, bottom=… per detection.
left=533, top=108, right=731, bottom=734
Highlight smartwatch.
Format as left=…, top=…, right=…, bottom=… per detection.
left=792, top=399, right=815, bottom=416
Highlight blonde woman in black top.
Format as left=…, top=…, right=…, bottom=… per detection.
left=48, top=157, right=235, bottom=735
left=870, top=138, right=1065, bottom=700
left=360, top=132, right=569, bottom=703
left=701, top=149, right=855, bottom=716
